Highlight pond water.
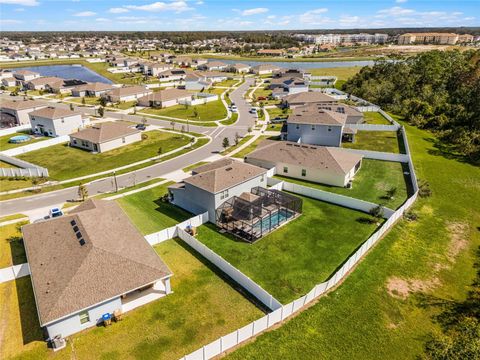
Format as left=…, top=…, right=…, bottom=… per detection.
left=7, top=64, right=113, bottom=84
left=206, top=59, right=375, bottom=69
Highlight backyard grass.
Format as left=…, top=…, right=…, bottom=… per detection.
left=266, top=106, right=291, bottom=120
left=309, top=66, right=362, bottom=80
left=232, top=135, right=273, bottom=159
left=18, top=130, right=190, bottom=181
left=207, top=87, right=226, bottom=96
left=117, top=182, right=191, bottom=235
left=0, top=222, right=28, bottom=268
left=225, top=121, right=480, bottom=360
left=266, top=123, right=284, bottom=132
left=343, top=130, right=404, bottom=154
left=0, top=239, right=263, bottom=360
left=141, top=100, right=227, bottom=121
left=363, top=111, right=392, bottom=125
left=0, top=132, right=48, bottom=151
left=274, top=159, right=412, bottom=209
left=196, top=195, right=380, bottom=303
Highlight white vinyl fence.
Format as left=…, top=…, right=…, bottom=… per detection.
left=0, top=154, right=49, bottom=177
left=178, top=93, right=219, bottom=106
left=348, top=124, right=399, bottom=131
left=356, top=105, right=380, bottom=112
left=0, top=263, right=30, bottom=284
left=0, top=124, right=31, bottom=137
left=344, top=148, right=410, bottom=162
left=2, top=135, right=69, bottom=156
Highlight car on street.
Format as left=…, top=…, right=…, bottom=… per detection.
left=49, top=208, right=63, bottom=218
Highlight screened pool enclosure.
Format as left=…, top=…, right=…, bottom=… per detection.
left=215, top=187, right=302, bottom=243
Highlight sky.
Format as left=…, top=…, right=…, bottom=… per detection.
left=0, top=0, right=478, bottom=31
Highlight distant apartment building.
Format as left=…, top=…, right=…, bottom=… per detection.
left=294, top=33, right=389, bottom=45
left=397, top=32, right=473, bottom=45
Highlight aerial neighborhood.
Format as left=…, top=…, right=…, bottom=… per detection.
left=0, top=17, right=478, bottom=360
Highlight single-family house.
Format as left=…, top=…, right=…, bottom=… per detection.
left=175, top=56, right=193, bottom=67
left=46, top=79, right=87, bottom=95
left=257, top=49, right=285, bottom=56
left=69, top=122, right=141, bottom=153
left=192, top=58, right=208, bottom=68
left=281, top=91, right=337, bottom=108
left=228, top=63, right=251, bottom=73
left=13, top=69, right=40, bottom=82
left=197, top=61, right=228, bottom=71
left=148, top=63, right=173, bottom=76
left=1, top=99, right=47, bottom=126
left=316, top=104, right=364, bottom=124
left=2, top=77, right=17, bottom=87
left=184, top=72, right=212, bottom=91
left=21, top=199, right=172, bottom=345
left=0, top=69, right=14, bottom=80
left=29, top=106, right=86, bottom=137
left=137, top=88, right=193, bottom=108
left=284, top=104, right=348, bottom=147
left=270, top=77, right=309, bottom=98
left=245, top=140, right=363, bottom=187
left=24, top=76, right=64, bottom=91
left=157, top=69, right=187, bottom=82
left=251, top=64, right=282, bottom=75
left=168, top=158, right=268, bottom=221
left=104, top=85, right=153, bottom=103
left=123, top=58, right=138, bottom=67
left=71, top=82, right=115, bottom=98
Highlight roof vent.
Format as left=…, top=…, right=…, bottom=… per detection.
left=225, top=167, right=233, bottom=171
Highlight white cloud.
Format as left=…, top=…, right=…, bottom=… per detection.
left=239, top=21, right=253, bottom=26
left=266, top=15, right=276, bottom=19
left=108, top=7, right=129, bottom=14
left=396, top=0, right=407, bottom=3
left=74, top=11, right=97, bottom=17
left=14, top=7, right=24, bottom=11
left=241, top=7, right=268, bottom=16
left=124, top=1, right=192, bottom=12
left=299, top=8, right=330, bottom=25
left=0, top=0, right=38, bottom=6
left=1, top=19, right=24, bottom=24
left=196, top=0, right=204, bottom=4
left=377, top=6, right=415, bottom=16
left=96, top=18, right=109, bottom=22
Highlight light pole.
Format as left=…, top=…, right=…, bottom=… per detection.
left=113, top=171, right=118, bottom=192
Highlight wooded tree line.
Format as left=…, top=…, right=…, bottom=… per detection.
left=343, top=50, right=480, bottom=161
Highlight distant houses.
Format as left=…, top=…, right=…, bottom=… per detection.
left=137, top=88, right=193, bottom=108
left=71, top=82, right=115, bottom=98
left=103, top=85, right=152, bottom=103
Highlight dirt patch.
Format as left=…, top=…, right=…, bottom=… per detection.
left=446, top=222, right=469, bottom=263
left=386, top=276, right=440, bottom=300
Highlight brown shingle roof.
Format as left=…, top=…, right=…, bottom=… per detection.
left=283, top=92, right=336, bottom=105
left=288, top=104, right=347, bottom=126
left=73, top=82, right=115, bottom=92
left=70, top=122, right=140, bottom=144
left=1, top=99, right=46, bottom=111
left=245, top=140, right=363, bottom=175
left=184, top=159, right=267, bottom=193
left=29, top=106, right=81, bottom=119
left=106, top=85, right=151, bottom=97
left=138, top=88, right=192, bottom=103
left=27, top=76, right=64, bottom=86
left=22, top=199, right=171, bottom=326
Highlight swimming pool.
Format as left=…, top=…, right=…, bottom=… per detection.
left=252, top=209, right=295, bottom=234
left=9, top=135, right=31, bottom=143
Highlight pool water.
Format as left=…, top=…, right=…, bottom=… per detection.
left=9, top=135, right=31, bottom=143
left=253, top=209, right=294, bottom=234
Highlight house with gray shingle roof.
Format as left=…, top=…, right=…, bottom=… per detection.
left=168, top=158, right=268, bottom=220
left=245, top=140, right=363, bottom=187
left=22, top=199, right=172, bottom=342
left=1, top=99, right=47, bottom=126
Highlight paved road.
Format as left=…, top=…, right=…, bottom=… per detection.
left=0, top=79, right=257, bottom=215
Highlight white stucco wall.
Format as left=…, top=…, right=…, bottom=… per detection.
left=99, top=132, right=142, bottom=152
left=29, top=114, right=85, bottom=137
left=287, top=123, right=343, bottom=147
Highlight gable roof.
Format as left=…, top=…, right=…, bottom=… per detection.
left=70, top=122, right=140, bottom=144
left=73, top=82, right=115, bottom=92
left=184, top=158, right=267, bottom=193
left=283, top=91, right=336, bottom=105
left=138, top=88, right=192, bottom=103
left=1, top=99, right=46, bottom=111
left=106, top=85, right=151, bottom=97
left=288, top=104, right=347, bottom=126
left=29, top=106, right=81, bottom=119
left=245, top=140, right=363, bottom=175
left=27, top=76, right=64, bottom=86
left=22, top=199, right=172, bottom=326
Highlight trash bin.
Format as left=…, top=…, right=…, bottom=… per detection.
left=102, top=313, right=112, bottom=327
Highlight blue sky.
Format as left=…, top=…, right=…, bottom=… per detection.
left=0, top=0, right=478, bottom=31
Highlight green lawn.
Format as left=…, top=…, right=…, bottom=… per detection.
left=0, top=132, right=48, bottom=151
left=206, top=88, right=226, bottom=96
left=0, top=160, right=17, bottom=168
left=18, top=130, right=190, bottom=181
left=0, top=213, right=27, bottom=222
left=221, top=135, right=254, bottom=155
left=343, top=131, right=404, bottom=154
left=111, top=100, right=137, bottom=110
left=363, top=112, right=392, bottom=125
left=225, top=121, right=480, bottom=360
left=309, top=66, right=362, bottom=81
left=141, top=100, right=227, bottom=121
left=196, top=195, right=379, bottom=303
left=266, top=106, right=291, bottom=120
left=266, top=123, right=284, bottom=132
left=117, top=182, right=192, bottom=235
left=214, top=79, right=238, bottom=87
left=275, top=159, right=412, bottom=209
left=182, top=161, right=208, bottom=173
left=68, top=96, right=100, bottom=106
left=0, top=239, right=263, bottom=360
left=232, top=135, right=275, bottom=159
left=0, top=222, right=28, bottom=268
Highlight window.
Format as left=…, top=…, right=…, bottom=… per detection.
left=301, top=169, right=307, bottom=177
left=295, top=125, right=299, bottom=130
left=261, top=174, right=265, bottom=182
left=283, top=167, right=288, bottom=173
left=79, top=311, right=90, bottom=324
left=327, top=126, right=332, bottom=132
left=73, top=139, right=77, bottom=144
left=61, top=118, right=65, bottom=123
left=122, top=137, right=126, bottom=143
left=311, top=125, right=315, bottom=131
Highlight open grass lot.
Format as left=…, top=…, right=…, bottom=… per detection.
left=225, top=122, right=480, bottom=360
left=141, top=100, right=227, bottom=121
left=266, top=106, right=291, bottom=120
left=117, top=182, right=191, bottom=235
left=309, top=66, right=362, bottom=80
left=221, top=135, right=254, bottom=155
left=206, top=87, right=226, bottom=96
left=363, top=111, right=392, bottom=125
left=182, top=161, right=208, bottom=173
left=343, top=130, right=405, bottom=154
left=275, top=159, right=412, bottom=209
left=196, top=195, right=380, bottom=303
left=0, top=177, right=45, bottom=192
left=0, top=222, right=28, bottom=268
left=67, top=96, right=100, bottom=106
left=111, top=100, right=137, bottom=110
left=214, top=79, right=238, bottom=87
left=0, top=239, right=263, bottom=360
left=0, top=133, right=48, bottom=151
left=18, top=130, right=190, bottom=181
left=232, top=135, right=276, bottom=159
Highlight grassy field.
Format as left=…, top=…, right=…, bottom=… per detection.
left=141, top=100, right=227, bottom=121
left=0, top=222, right=28, bottom=268
left=309, top=66, right=362, bottom=80
left=18, top=130, right=190, bottom=181
left=343, top=131, right=404, bottom=154
left=225, top=121, right=480, bottom=360
left=363, top=111, right=392, bottom=125
left=196, top=195, right=379, bottom=303
left=232, top=135, right=273, bottom=159
left=275, top=159, right=412, bottom=209
left=214, top=79, right=238, bottom=87
left=117, top=182, right=191, bottom=235
left=0, top=239, right=263, bottom=360
left=0, top=133, right=48, bottom=151
left=266, top=106, right=291, bottom=120
left=221, top=135, right=254, bottom=155
left=67, top=96, right=100, bottom=106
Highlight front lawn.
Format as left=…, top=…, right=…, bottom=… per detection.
left=111, top=100, right=137, bottom=110
left=195, top=195, right=380, bottom=303
left=221, top=135, right=254, bottom=155
left=343, top=131, right=404, bottom=154
left=0, top=132, right=49, bottom=151
left=266, top=106, right=291, bottom=120
left=117, top=182, right=192, bottom=235
left=363, top=112, right=392, bottom=125
left=275, top=159, right=412, bottom=209
left=141, top=100, right=227, bottom=121
left=0, top=239, right=263, bottom=360
left=232, top=135, right=276, bottom=159
left=68, top=96, right=100, bottom=106
left=214, top=79, right=238, bottom=87
left=0, top=222, right=28, bottom=268
left=18, top=130, right=191, bottom=181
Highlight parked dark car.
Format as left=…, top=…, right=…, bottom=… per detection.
left=135, top=124, right=146, bottom=130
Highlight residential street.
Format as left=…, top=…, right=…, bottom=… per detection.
left=0, top=79, right=257, bottom=215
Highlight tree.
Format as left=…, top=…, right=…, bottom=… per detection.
left=386, top=187, right=397, bottom=200
left=158, top=146, right=163, bottom=155
left=222, top=137, right=230, bottom=149
left=234, top=132, right=241, bottom=145
left=78, top=183, right=88, bottom=201
left=193, top=107, right=198, bottom=119
left=369, top=205, right=384, bottom=224
left=141, top=116, right=147, bottom=125
left=170, top=121, right=175, bottom=131
left=99, top=97, right=108, bottom=107
left=190, top=137, right=195, bottom=147
left=69, top=103, right=74, bottom=111
left=81, top=97, right=86, bottom=105
left=98, top=106, right=104, bottom=118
